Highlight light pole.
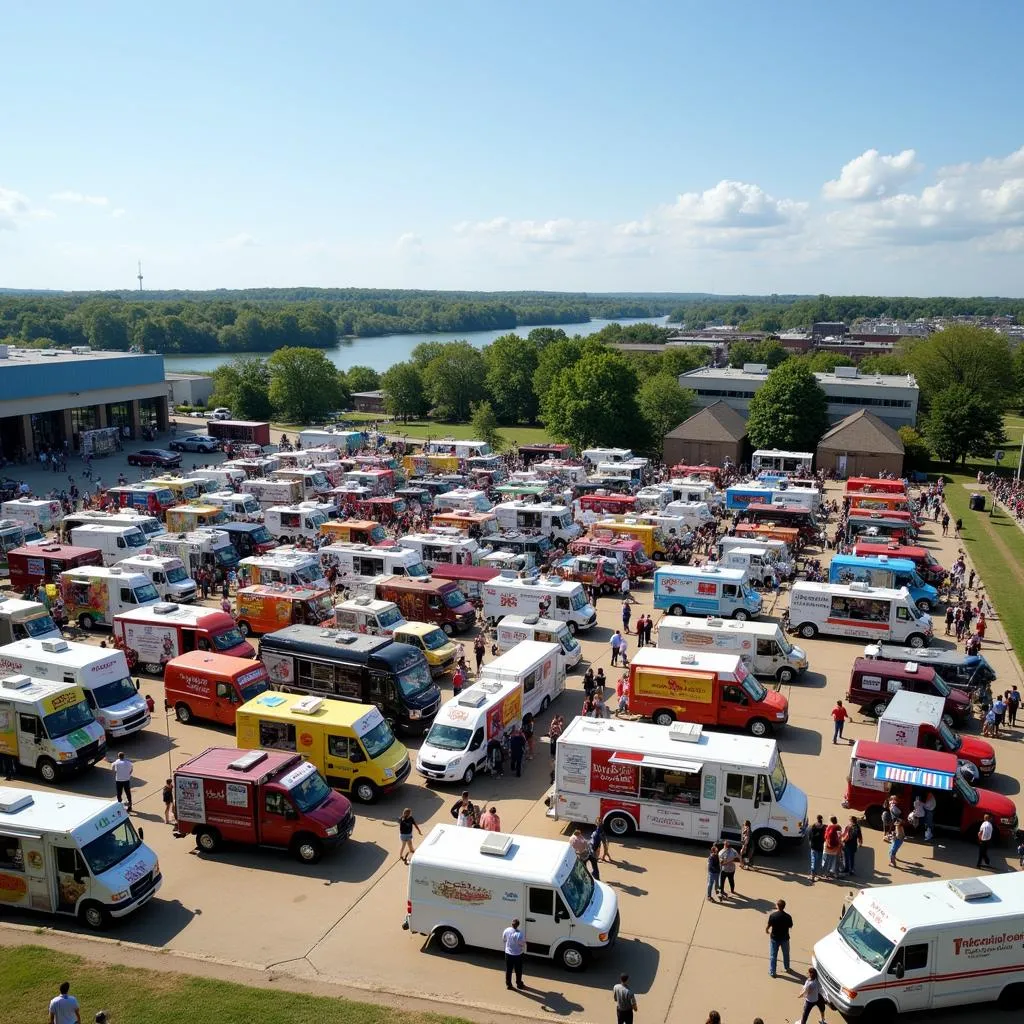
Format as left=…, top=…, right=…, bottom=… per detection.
left=1017, top=433, right=1024, bottom=483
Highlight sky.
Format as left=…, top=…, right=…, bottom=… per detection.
left=3, top=0, right=1024, bottom=296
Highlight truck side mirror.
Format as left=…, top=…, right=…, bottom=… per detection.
left=892, top=962, right=905, bottom=980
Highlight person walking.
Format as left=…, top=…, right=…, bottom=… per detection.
left=480, top=805, right=502, bottom=832
left=644, top=614, right=654, bottom=647
left=831, top=700, right=849, bottom=744
left=548, top=714, right=564, bottom=758
left=766, top=898, right=793, bottom=977
left=474, top=634, right=486, bottom=675
left=398, top=807, right=421, bottom=863
left=798, top=966, right=827, bottom=1024
left=509, top=726, right=526, bottom=778
left=822, top=817, right=842, bottom=877
left=977, top=813, right=994, bottom=868
left=841, top=816, right=862, bottom=875
left=944, top=605, right=954, bottom=636
left=888, top=818, right=906, bottom=868
left=502, top=918, right=527, bottom=990
left=610, top=631, right=623, bottom=666
left=718, top=838, right=740, bottom=896
left=112, top=751, right=134, bottom=812
left=594, top=815, right=612, bottom=863
left=49, top=982, right=81, bottom=1024
left=621, top=600, right=632, bottom=634
left=808, top=814, right=825, bottom=881
left=612, top=973, right=638, bottom=1024
left=452, top=665, right=465, bottom=697
left=706, top=843, right=720, bottom=902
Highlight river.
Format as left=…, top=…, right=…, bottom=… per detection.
left=162, top=316, right=671, bottom=375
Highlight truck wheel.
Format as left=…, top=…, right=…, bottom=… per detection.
left=461, top=764, right=476, bottom=785
left=437, top=926, right=464, bottom=953
left=798, top=623, right=817, bottom=639
left=37, top=758, right=58, bottom=783
left=907, top=633, right=926, bottom=649
left=293, top=835, right=323, bottom=864
left=79, top=901, right=111, bottom=931
left=540, top=696, right=550, bottom=712
left=605, top=812, right=635, bottom=837
left=653, top=550, right=665, bottom=561
left=916, top=598, right=932, bottom=613
left=653, top=709, right=676, bottom=726
left=278, top=535, right=291, bottom=545
left=566, top=621, right=578, bottom=636
left=175, top=703, right=193, bottom=725
left=942, top=712, right=956, bottom=729
left=862, top=999, right=896, bottom=1024
left=776, top=666, right=795, bottom=683
left=733, top=608, right=750, bottom=622
left=865, top=806, right=884, bottom=830
left=998, top=983, right=1024, bottom=1010
left=669, top=604, right=685, bottom=616
left=78, top=614, right=94, bottom=631
left=196, top=828, right=222, bottom=853
left=353, top=778, right=379, bottom=804
left=747, top=718, right=769, bottom=737
left=600, top=583, right=612, bottom=595
left=143, top=662, right=163, bottom=675
left=558, top=941, right=588, bottom=971
left=755, top=829, right=782, bottom=855
left=237, top=620, right=252, bottom=638
left=441, top=623, right=454, bottom=636
left=871, top=699, right=889, bottom=719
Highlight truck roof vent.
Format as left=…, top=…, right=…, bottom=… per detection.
left=849, top=582, right=871, bottom=592
left=228, top=750, right=268, bottom=771
left=499, top=569, right=518, bottom=579
left=706, top=617, right=724, bottom=626
left=523, top=615, right=539, bottom=625
left=678, top=652, right=697, bottom=665
left=292, top=695, right=324, bottom=715
left=154, top=603, right=178, bottom=614
left=947, top=877, right=993, bottom=902
left=0, top=790, right=35, bottom=813
left=334, top=632, right=358, bottom=645
left=905, top=662, right=919, bottom=673
left=1, top=675, right=33, bottom=690
left=479, top=831, right=513, bottom=857
left=353, top=595, right=371, bottom=606
left=40, top=545, right=62, bottom=553
left=479, top=679, right=503, bottom=694
left=668, top=722, right=703, bottom=743
left=41, top=639, right=69, bottom=653
left=457, top=686, right=489, bottom=708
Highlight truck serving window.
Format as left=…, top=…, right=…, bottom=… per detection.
left=259, top=721, right=296, bottom=751
left=837, top=906, right=895, bottom=971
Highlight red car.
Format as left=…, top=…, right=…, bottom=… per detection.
left=127, top=448, right=182, bottom=468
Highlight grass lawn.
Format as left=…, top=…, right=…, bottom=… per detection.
left=941, top=471, right=1024, bottom=656
left=0, top=945, right=470, bottom=1024
left=383, top=421, right=553, bottom=446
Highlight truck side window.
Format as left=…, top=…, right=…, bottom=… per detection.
left=896, top=606, right=910, bottom=621
left=327, top=735, right=351, bottom=759
left=259, top=721, right=296, bottom=751
left=215, top=682, right=232, bottom=699
left=523, top=671, right=537, bottom=695
left=722, top=685, right=746, bottom=705
left=120, top=588, right=133, bottom=603
left=723, top=584, right=738, bottom=598
left=264, top=791, right=287, bottom=816
left=54, top=846, right=79, bottom=874
left=0, top=838, right=23, bottom=871
left=903, top=944, right=928, bottom=971
left=756, top=639, right=774, bottom=657
left=19, top=713, right=40, bottom=735
left=726, top=773, right=755, bottom=800
left=556, top=597, right=570, bottom=610
left=528, top=888, right=554, bottom=915
left=756, top=775, right=772, bottom=803
left=469, top=728, right=484, bottom=751
left=117, top=538, right=126, bottom=548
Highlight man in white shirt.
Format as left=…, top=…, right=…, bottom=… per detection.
left=49, top=981, right=81, bottom=1024
left=112, top=752, right=133, bottom=812
left=502, top=917, right=526, bottom=990
left=977, top=813, right=994, bottom=868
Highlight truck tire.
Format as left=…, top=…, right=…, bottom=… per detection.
left=461, top=764, right=475, bottom=785
left=653, top=550, right=665, bottom=561
left=143, top=662, right=163, bottom=675
left=862, top=999, right=896, bottom=1023
left=353, top=778, right=379, bottom=804
left=653, top=709, right=676, bottom=727
left=437, top=926, right=464, bottom=953
left=871, top=699, right=889, bottom=719
left=669, top=603, right=685, bottom=617
left=237, top=620, right=252, bottom=638
left=600, top=583, right=612, bottom=595
left=747, top=718, right=769, bottom=737
left=916, top=598, right=932, bottom=613
left=441, top=622, right=454, bottom=636
left=998, top=983, right=1024, bottom=1010
left=79, top=900, right=111, bottom=930
left=907, top=632, right=926, bottom=649
left=78, top=614, right=95, bottom=631
left=605, top=811, right=635, bottom=837
left=798, top=622, right=817, bottom=639
left=755, top=829, right=783, bottom=855
left=175, top=703, right=194, bottom=725
left=293, top=835, right=323, bottom=864
left=278, top=535, right=291, bottom=545
left=732, top=608, right=750, bottom=622
left=37, top=758, right=58, bottom=783
left=196, top=828, right=222, bottom=853
left=558, top=941, right=588, bottom=971
left=776, top=666, right=795, bottom=683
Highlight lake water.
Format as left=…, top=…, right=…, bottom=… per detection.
left=163, top=316, right=671, bottom=375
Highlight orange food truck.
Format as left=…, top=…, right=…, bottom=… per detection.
left=848, top=492, right=911, bottom=514
left=235, top=584, right=336, bottom=636
left=163, top=651, right=271, bottom=725
left=734, top=523, right=802, bottom=549
left=844, top=477, right=907, bottom=497
left=318, top=519, right=388, bottom=545
left=430, top=510, right=498, bottom=535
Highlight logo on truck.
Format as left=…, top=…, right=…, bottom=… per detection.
left=431, top=880, right=492, bottom=903
left=952, top=932, right=1024, bottom=957
left=635, top=671, right=713, bottom=705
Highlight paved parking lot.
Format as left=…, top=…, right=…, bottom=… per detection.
left=2, top=437, right=1021, bottom=1023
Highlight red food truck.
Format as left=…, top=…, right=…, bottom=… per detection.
left=173, top=747, right=355, bottom=862
left=844, top=477, right=908, bottom=497
left=106, top=485, right=176, bottom=516
left=375, top=575, right=476, bottom=634
left=429, top=563, right=501, bottom=602
left=578, top=493, right=637, bottom=516
left=569, top=536, right=654, bottom=579
left=7, top=544, right=103, bottom=592
left=164, top=651, right=270, bottom=726
left=206, top=420, right=272, bottom=447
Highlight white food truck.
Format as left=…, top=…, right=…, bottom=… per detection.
left=0, top=786, right=161, bottom=929
left=239, top=551, right=329, bottom=591
left=1, top=498, right=63, bottom=534
left=61, top=510, right=165, bottom=543
left=263, top=505, right=330, bottom=544
left=481, top=571, right=597, bottom=634
left=433, top=488, right=493, bottom=513
left=406, top=825, right=619, bottom=971
left=0, top=638, right=150, bottom=738
left=68, top=524, right=150, bottom=566
left=813, top=875, right=1024, bottom=1019
left=0, top=597, right=61, bottom=646
left=318, top=542, right=428, bottom=589
left=117, top=554, right=196, bottom=603
left=151, top=529, right=239, bottom=577
left=657, top=616, right=808, bottom=683
left=334, top=597, right=406, bottom=636
left=204, top=491, right=263, bottom=520
left=495, top=614, right=583, bottom=669
left=493, top=501, right=582, bottom=544
left=548, top=717, right=808, bottom=855
left=717, top=536, right=793, bottom=576
left=417, top=641, right=564, bottom=785
left=59, top=566, right=161, bottom=630
left=399, top=531, right=482, bottom=569
left=788, top=582, right=932, bottom=647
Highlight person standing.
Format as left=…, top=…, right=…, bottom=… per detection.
left=502, top=918, right=527, bottom=990
left=398, top=807, right=421, bottom=863
left=831, top=700, right=849, bottom=744
left=822, top=817, right=842, bottom=877
left=612, top=973, right=638, bottom=1024
left=594, top=815, right=612, bottom=863
left=740, top=819, right=755, bottom=870
left=49, top=982, right=81, bottom=1024
left=705, top=843, right=720, bottom=902
left=766, top=898, right=794, bottom=977
left=797, top=966, right=826, bottom=1024
left=718, top=839, right=740, bottom=896
left=1008, top=685, right=1020, bottom=727
left=548, top=715, right=564, bottom=758
left=841, top=816, right=862, bottom=875
left=452, top=665, right=465, bottom=697
left=474, top=634, right=486, bottom=675
left=621, top=600, right=632, bottom=634
left=977, top=813, right=994, bottom=868
left=480, top=805, right=502, bottom=832
left=808, top=814, right=825, bottom=881
left=162, top=778, right=174, bottom=825
left=509, top=727, right=526, bottom=778
left=610, top=631, right=623, bottom=666
left=112, top=752, right=134, bottom=812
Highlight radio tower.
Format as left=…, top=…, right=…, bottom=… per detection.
left=137, top=261, right=144, bottom=292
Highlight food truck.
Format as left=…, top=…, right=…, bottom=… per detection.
left=59, top=566, right=161, bottom=630
left=68, top=524, right=150, bottom=567
left=1, top=498, right=63, bottom=534
left=235, top=585, right=336, bottom=635
left=117, top=554, right=196, bottom=603
left=481, top=571, right=596, bottom=634
left=495, top=614, right=582, bottom=669
left=6, top=544, right=103, bottom=593
left=376, top=576, right=476, bottom=635
left=0, top=597, right=61, bottom=646
left=846, top=656, right=972, bottom=725
left=105, top=485, right=176, bottom=516
left=239, top=551, right=329, bottom=591
left=319, top=519, right=388, bottom=546
left=164, top=505, right=228, bottom=534
left=163, top=651, right=270, bottom=726
left=333, top=596, right=406, bottom=637
left=653, top=565, right=763, bottom=620
left=151, top=530, right=239, bottom=577
left=788, top=582, right=932, bottom=647
left=829, top=553, right=939, bottom=612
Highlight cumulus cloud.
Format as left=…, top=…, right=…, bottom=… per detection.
left=218, top=232, right=258, bottom=248
left=50, top=190, right=110, bottom=206
left=454, top=217, right=577, bottom=245
left=112, top=208, right=126, bottom=219
left=823, top=148, right=921, bottom=201
left=0, top=186, right=31, bottom=230
left=396, top=232, right=424, bottom=255
left=670, top=180, right=807, bottom=228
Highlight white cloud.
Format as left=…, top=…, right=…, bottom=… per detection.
left=0, top=186, right=31, bottom=230
left=669, top=180, right=807, bottom=229
left=218, top=232, right=258, bottom=248
left=111, top=208, right=126, bottom=219
left=395, top=231, right=423, bottom=252
left=50, top=190, right=110, bottom=206
left=823, top=148, right=921, bottom=201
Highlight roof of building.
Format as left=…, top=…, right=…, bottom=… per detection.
left=0, top=347, right=158, bottom=366
left=665, top=401, right=748, bottom=443
left=679, top=365, right=918, bottom=390
left=165, top=372, right=211, bottom=381
left=352, top=389, right=385, bottom=399
left=817, top=409, right=905, bottom=455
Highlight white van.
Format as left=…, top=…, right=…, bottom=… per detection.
left=717, top=546, right=779, bottom=586
left=788, top=582, right=932, bottom=647
left=0, top=597, right=61, bottom=646
left=188, top=467, right=245, bottom=491
left=407, top=825, right=619, bottom=971
left=61, top=510, right=165, bottom=543
left=0, top=787, right=161, bottom=929
left=653, top=565, right=763, bottom=620
left=813, top=875, right=1024, bottom=1019
left=204, top=491, right=262, bottom=519
left=69, top=524, right=150, bottom=566
left=334, top=596, right=406, bottom=636
left=1, top=498, right=63, bottom=534
left=399, top=531, right=482, bottom=569
left=0, top=638, right=150, bottom=738
left=669, top=479, right=722, bottom=506
left=657, top=615, right=808, bottom=683
left=433, top=488, right=493, bottom=514
left=240, top=477, right=303, bottom=509
left=263, top=505, right=329, bottom=544
left=318, top=542, right=428, bottom=588
left=152, top=529, right=239, bottom=577
left=718, top=535, right=793, bottom=576
left=769, top=485, right=821, bottom=511
left=482, top=571, right=597, bottom=634
left=493, top=501, right=582, bottom=544
left=425, top=438, right=491, bottom=458
left=117, top=554, right=197, bottom=603
left=239, top=552, right=329, bottom=591
left=417, top=641, right=565, bottom=785
left=662, top=500, right=715, bottom=526
left=496, top=614, right=582, bottom=669
left=633, top=485, right=673, bottom=511
left=269, top=467, right=331, bottom=500
left=582, top=447, right=636, bottom=465
left=548, top=717, right=808, bottom=855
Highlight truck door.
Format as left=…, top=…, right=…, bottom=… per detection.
left=260, top=789, right=298, bottom=848
left=755, top=638, right=779, bottom=675
left=885, top=940, right=933, bottom=1011
left=17, top=711, right=42, bottom=768
left=525, top=886, right=570, bottom=956
left=52, top=844, right=89, bottom=915
left=721, top=771, right=759, bottom=837
left=324, top=734, right=356, bottom=791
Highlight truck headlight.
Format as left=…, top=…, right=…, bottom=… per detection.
left=325, top=825, right=339, bottom=837
left=841, top=987, right=859, bottom=1000
left=384, top=768, right=395, bottom=779
left=107, top=719, right=122, bottom=727
left=57, top=750, right=76, bottom=761
left=408, top=709, right=422, bottom=720
left=598, top=931, right=609, bottom=942
left=981, top=758, right=995, bottom=766
left=111, top=889, right=130, bottom=902
left=1000, top=816, right=1016, bottom=826
left=775, top=712, right=786, bottom=720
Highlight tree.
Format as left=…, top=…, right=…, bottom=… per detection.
left=85, top=307, right=129, bottom=350
left=728, top=340, right=757, bottom=368
left=746, top=360, right=830, bottom=450
left=527, top=327, right=567, bottom=348
left=904, top=326, right=1015, bottom=407
left=805, top=352, right=855, bottom=373
left=660, top=345, right=711, bottom=378
left=754, top=339, right=789, bottom=368
left=381, top=361, right=426, bottom=422
left=898, top=426, right=931, bottom=471
left=470, top=400, right=503, bottom=450
left=484, top=333, right=539, bottom=423
left=267, top=347, right=343, bottom=423
left=858, top=354, right=908, bottom=376
left=541, top=350, right=643, bottom=450
left=421, top=342, right=487, bottom=421
left=533, top=336, right=583, bottom=407
left=343, top=365, right=380, bottom=394
left=637, top=374, right=696, bottom=449
left=232, top=358, right=274, bottom=419
left=923, top=384, right=1006, bottom=465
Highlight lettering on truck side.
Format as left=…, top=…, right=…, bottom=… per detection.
left=952, top=932, right=1024, bottom=958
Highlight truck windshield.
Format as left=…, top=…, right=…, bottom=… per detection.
left=166, top=565, right=189, bottom=583
left=212, top=627, right=246, bottom=651
left=406, top=561, right=429, bottom=578
left=250, top=526, right=274, bottom=545
left=938, top=721, right=962, bottom=753
left=398, top=659, right=433, bottom=697
left=305, top=596, right=335, bottom=622
left=289, top=771, right=332, bottom=813
left=443, top=588, right=468, bottom=610
left=561, top=632, right=580, bottom=655
left=776, top=632, right=794, bottom=655
left=82, top=819, right=143, bottom=876
left=156, top=490, right=174, bottom=507
left=93, top=677, right=138, bottom=709
left=931, top=674, right=951, bottom=697
left=370, top=525, right=388, bottom=543
left=216, top=546, right=239, bottom=567
left=378, top=606, right=404, bottom=629
left=137, top=521, right=162, bottom=537
left=421, top=628, right=450, bottom=651
left=240, top=676, right=270, bottom=702
left=43, top=699, right=94, bottom=739
left=560, top=856, right=595, bottom=917
left=358, top=719, right=396, bottom=759
left=769, top=756, right=788, bottom=801
left=133, top=584, right=160, bottom=604
left=22, top=614, right=58, bottom=638
left=310, top=473, right=329, bottom=491
left=126, top=531, right=147, bottom=548
left=425, top=722, right=472, bottom=750
left=570, top=591, right=588, bottom=611
left=837, top=906, right=895, bottom=971
left=295, top=565, right=322, bottom=586
left=240, top=498, right=259, bottom=514
left=954, top=773, right=979, bottom=805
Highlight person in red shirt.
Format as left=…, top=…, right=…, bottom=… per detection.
left=452, top=666, right=465, bottom=696
left=831, top=699, right=849, bottom=744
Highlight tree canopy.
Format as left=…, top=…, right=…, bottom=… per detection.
left=421, top=342, right=487, bottom=421
left=923, top=384, right=1006, bottom=465
left=637, top=374, right=696, bottom=449
left=380, top=361, right=426, bottom=422
left=746, top=360, right=830, bottom=450
left=267, top=347, right=344, bottom=424
left=484, top=333, right=540, bottom=424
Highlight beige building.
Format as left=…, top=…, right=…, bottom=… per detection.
left=663, top=401, right=748, bottom=469
left=815, top=409, right=905, bottom=478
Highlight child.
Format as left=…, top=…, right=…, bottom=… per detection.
left=162, top=778, right=174, bottom=825
left=145, top=693, right=156, bottom=714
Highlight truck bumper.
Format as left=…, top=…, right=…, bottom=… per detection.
left=110, top=872, right=163, bottom=918
left=108, top=715, right=151, bottom=739
left=59, top=742, right=107, bottom=776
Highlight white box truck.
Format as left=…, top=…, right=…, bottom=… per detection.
left=59, top=566, right=161, bottom=630
left=788, top=581, right=932, bottom=647
left=481, top=571, right=596, bottom=634
left=263, top=505, right=330, bottom=544
left=717, top=536, right=793, bottom=576
left=151, top=529, right=239, bottom=577
left=657, top=615, right=808, bottom=683
left=69, top=524, right=150, bottom=566
left=496, top=614, right=583, bottom=669
left=0, top=786, right=161, bottom=929
left=813, top=875, right=1024, bottom=1019
left=406, top=825, right=619, bottom=971
left=1, top=498, right=63, bottom=534
left=117, top=553, right=197, bottom=603
left=417, top=641, right=564, bottom=784
left=493, top=501, right=582, bottom=544
left=0, top=638, right=149, bottom=738
left=0, top=596, right=61, bottom=645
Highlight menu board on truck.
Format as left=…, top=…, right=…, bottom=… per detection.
left=633, top=670, right=714, bottom=704
left=120, top=621, right=180, bottom=669
left=174, top=775, right=207, bottom=823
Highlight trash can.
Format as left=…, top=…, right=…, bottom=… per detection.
left=969, top=493, right=986, bottom=512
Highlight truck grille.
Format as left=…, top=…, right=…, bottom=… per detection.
left=421, top=698, right=440, bottom=719
left=419, top=761, right=446, bottom=773
left=178, top=588, right=197, bottom=602
left=815, top=962, right=841, bottom=998
left=76, top=740, right=102, bottom=764
left=395, top=757, right=411, bottom=783
left=129, top=871, right=156, bottom=901
left=339, top=810, right=355, bottom=838
left=121, top=710, right=148, bottom=730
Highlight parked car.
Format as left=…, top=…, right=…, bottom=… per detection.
left=211, top=407, right=232, bottom=420
left=169, top=434, right=221, bottom=453
left=126, top=449, right=182, bottom=468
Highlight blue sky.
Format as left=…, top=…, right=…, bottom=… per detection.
left=3, top=0, right=1024, bottom=295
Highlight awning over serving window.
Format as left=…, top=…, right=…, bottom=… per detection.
left=873, top=761, right=954, bottom=790
left=610, top=752, right=702, bottom=773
